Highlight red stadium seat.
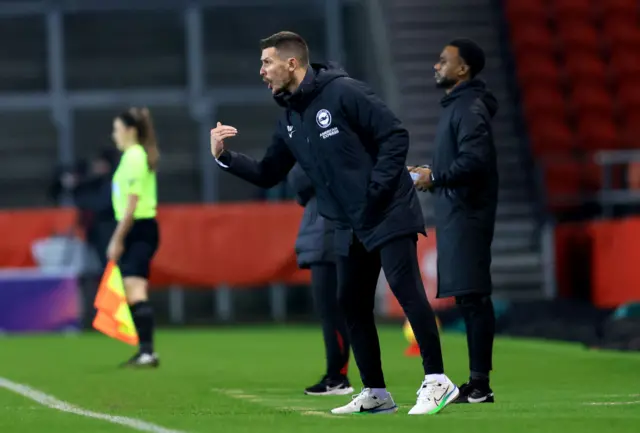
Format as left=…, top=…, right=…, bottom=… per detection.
left=620, top=112, right=640, bottom=148
left=576, top=116, right=620, bottom=150
left=516, top=54, right=559, bottom=88
left=542, top=160, right=584, bottom=204
left=509, top=22, right=555, bottom=56
left=617, top=83, right=640, bottom=112
left=522, top=86, right=567, bottom=119
left=611, top=51, right=640, bottom=79
left=505, top=0, right=547, bottom=23
left=556, top=19, right=601, bottom=53
left=602, top=0, right=638, bottom=17
left=569, top=86, right=615, bottom=118
left=527, top=116, right=575, bottom=154
left=552, top=0, right=594, bottom=21
left=563, top=52, right=608, bottom=85
left=602, top=15, right=640, bottom=49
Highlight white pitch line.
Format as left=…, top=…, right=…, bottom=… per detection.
left=213, top=388, right=339, bottom=418
left=0, top=377, right=187, bottom=433
left=585, top=401, right=640, bottom=406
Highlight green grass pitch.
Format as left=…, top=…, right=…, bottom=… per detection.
left=0, top=326, right=638, bottom=432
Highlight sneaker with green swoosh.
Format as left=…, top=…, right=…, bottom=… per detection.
left=408, top=376, right=459, bottom=415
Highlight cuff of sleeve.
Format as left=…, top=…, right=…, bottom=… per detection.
left=430, top=172, right=440, bottom=188
left=214, top=151, right=232, bottom=169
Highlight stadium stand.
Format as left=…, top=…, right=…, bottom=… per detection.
left=504, top=0, right=640, bottom=212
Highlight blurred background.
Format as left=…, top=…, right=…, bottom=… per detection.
left=0, top=0, right=639, bottom=351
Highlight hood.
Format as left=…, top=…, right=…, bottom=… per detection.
left=274, top=62, right=349, bottom=109
left=440, top=79, right=498, bottom=118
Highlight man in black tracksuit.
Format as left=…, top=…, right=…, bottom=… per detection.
left=287, top=163, right=353, bottom=396
left=410, top=39, right=499, bottom=404
left=211, top=31, right=459, bottom=415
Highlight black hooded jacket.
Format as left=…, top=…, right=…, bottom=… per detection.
left=429, top=79, right=499, bottom=297
left=216, top=63, right=425, bottom=252
left=287, top=163, right=335, bottom=268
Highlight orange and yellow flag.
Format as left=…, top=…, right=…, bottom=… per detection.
left=92, top=261, right=139, bottom=346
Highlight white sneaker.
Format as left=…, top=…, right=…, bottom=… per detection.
left=330, top=388, right=398, bottom=415
left=408, top=376, right=459, bottom=415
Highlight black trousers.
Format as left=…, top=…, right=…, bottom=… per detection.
left=455, top=294, right=495, bottom=378
left=337, top=234, right=444, bottom=388
left=310, top=263, right=350, bottom=379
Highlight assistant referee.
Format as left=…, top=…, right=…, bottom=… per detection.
left=107, top=107, right=161, bottom=368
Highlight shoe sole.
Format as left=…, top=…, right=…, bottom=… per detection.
left=120, top=361, right=160, bottom=369
left=409, top=386, right=460, bottom=415
left=305, top=386, right=354, bottom=396
left=331, top=405, right=398, bottom=415
left=458, top=393, right=494, bottom=404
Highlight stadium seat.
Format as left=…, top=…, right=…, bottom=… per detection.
left=556, top=20, right=601, bottom=53
left=611, top=51, right=640, bottom=79
left=511, top=23, right=556, bottom=55
left=603, top=20, right=640, bottom=48
left=515, top=54, right=558, bottom=88
left=504, top=0, right=638, bottom=214
left=552, top=0, right=594, bottom=21
left=521, top=86, right=566, bottom=120
left=542, top=160, right=585, bottom=204
left=563, top=52, right=608, bottom=85
left=509, top=22, right=555, bottom=56
left=504, top=0, right=547, bottom=23
left=569, top=86, right=615, bottom=118
left=602, top=0, right=638, bottom=17
left=617, top=83, right=640, bottom=112
left=620, top=112, right=640, bottom=148
left=576, top=116, right=620, bottom=150
left=527, top=116, right=574, bottom=154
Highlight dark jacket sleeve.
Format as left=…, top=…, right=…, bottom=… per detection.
left=287, top=163, right=315, bottom=207
left=216, top=129, right=296, bottom=189
left=431, top=101, right=492, bottom=188
left=339, top=79, right=410, bottom=203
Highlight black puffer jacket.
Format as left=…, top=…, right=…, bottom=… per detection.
left=287, top=163, right=334, bottom=268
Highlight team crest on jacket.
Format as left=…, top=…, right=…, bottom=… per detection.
left=316, top=109, right=332, bottom=128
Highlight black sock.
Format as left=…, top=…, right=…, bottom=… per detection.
left=130, top=301, right=154, bottom=354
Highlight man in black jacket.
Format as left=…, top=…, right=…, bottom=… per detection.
left=410, top=39, right=498, bottom=404
left=211, top=31, right=458, bottom=415
left=288, top=163, right=353, bottom=396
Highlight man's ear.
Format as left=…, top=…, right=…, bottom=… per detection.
left=458, top=63, right=469, bottom=77
left=287, top=57, right=298, bottom=72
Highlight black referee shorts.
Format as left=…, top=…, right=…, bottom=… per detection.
left=118, top=218, right=159, bottom=279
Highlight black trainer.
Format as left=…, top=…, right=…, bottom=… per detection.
left=304, top=375, right=354, bottom=396
left=454, top=381, right=494, bottom=403
left=120, top=352, right=160, bottom=368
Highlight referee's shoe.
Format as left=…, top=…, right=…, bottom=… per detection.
left=120, top=352, right=159, bottom=368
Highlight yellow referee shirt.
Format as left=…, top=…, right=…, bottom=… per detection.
left=112, top=144, right=157, bottom=221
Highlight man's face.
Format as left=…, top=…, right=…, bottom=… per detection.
left=260, top=47, right=295, bottom=94
left=434, top=46, right=467, bottom=89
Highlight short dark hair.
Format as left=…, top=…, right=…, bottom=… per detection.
left=260, top=31, right=309, bottom=65
left=448, top=38, right=485, bottom=78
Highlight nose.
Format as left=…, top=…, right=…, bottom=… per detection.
left=260, top=67, right=266, bottom=77
left=434, top=63, right=440, bottom=72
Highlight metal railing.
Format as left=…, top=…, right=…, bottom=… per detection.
left=0, top=0, right=344, bottom=205
left=0, top=0, right=350, bottom=324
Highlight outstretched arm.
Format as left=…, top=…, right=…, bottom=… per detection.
left=212, top=124, right=296, bottom=189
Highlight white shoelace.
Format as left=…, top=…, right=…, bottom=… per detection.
left=416, top=379, right=439, bottom=402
